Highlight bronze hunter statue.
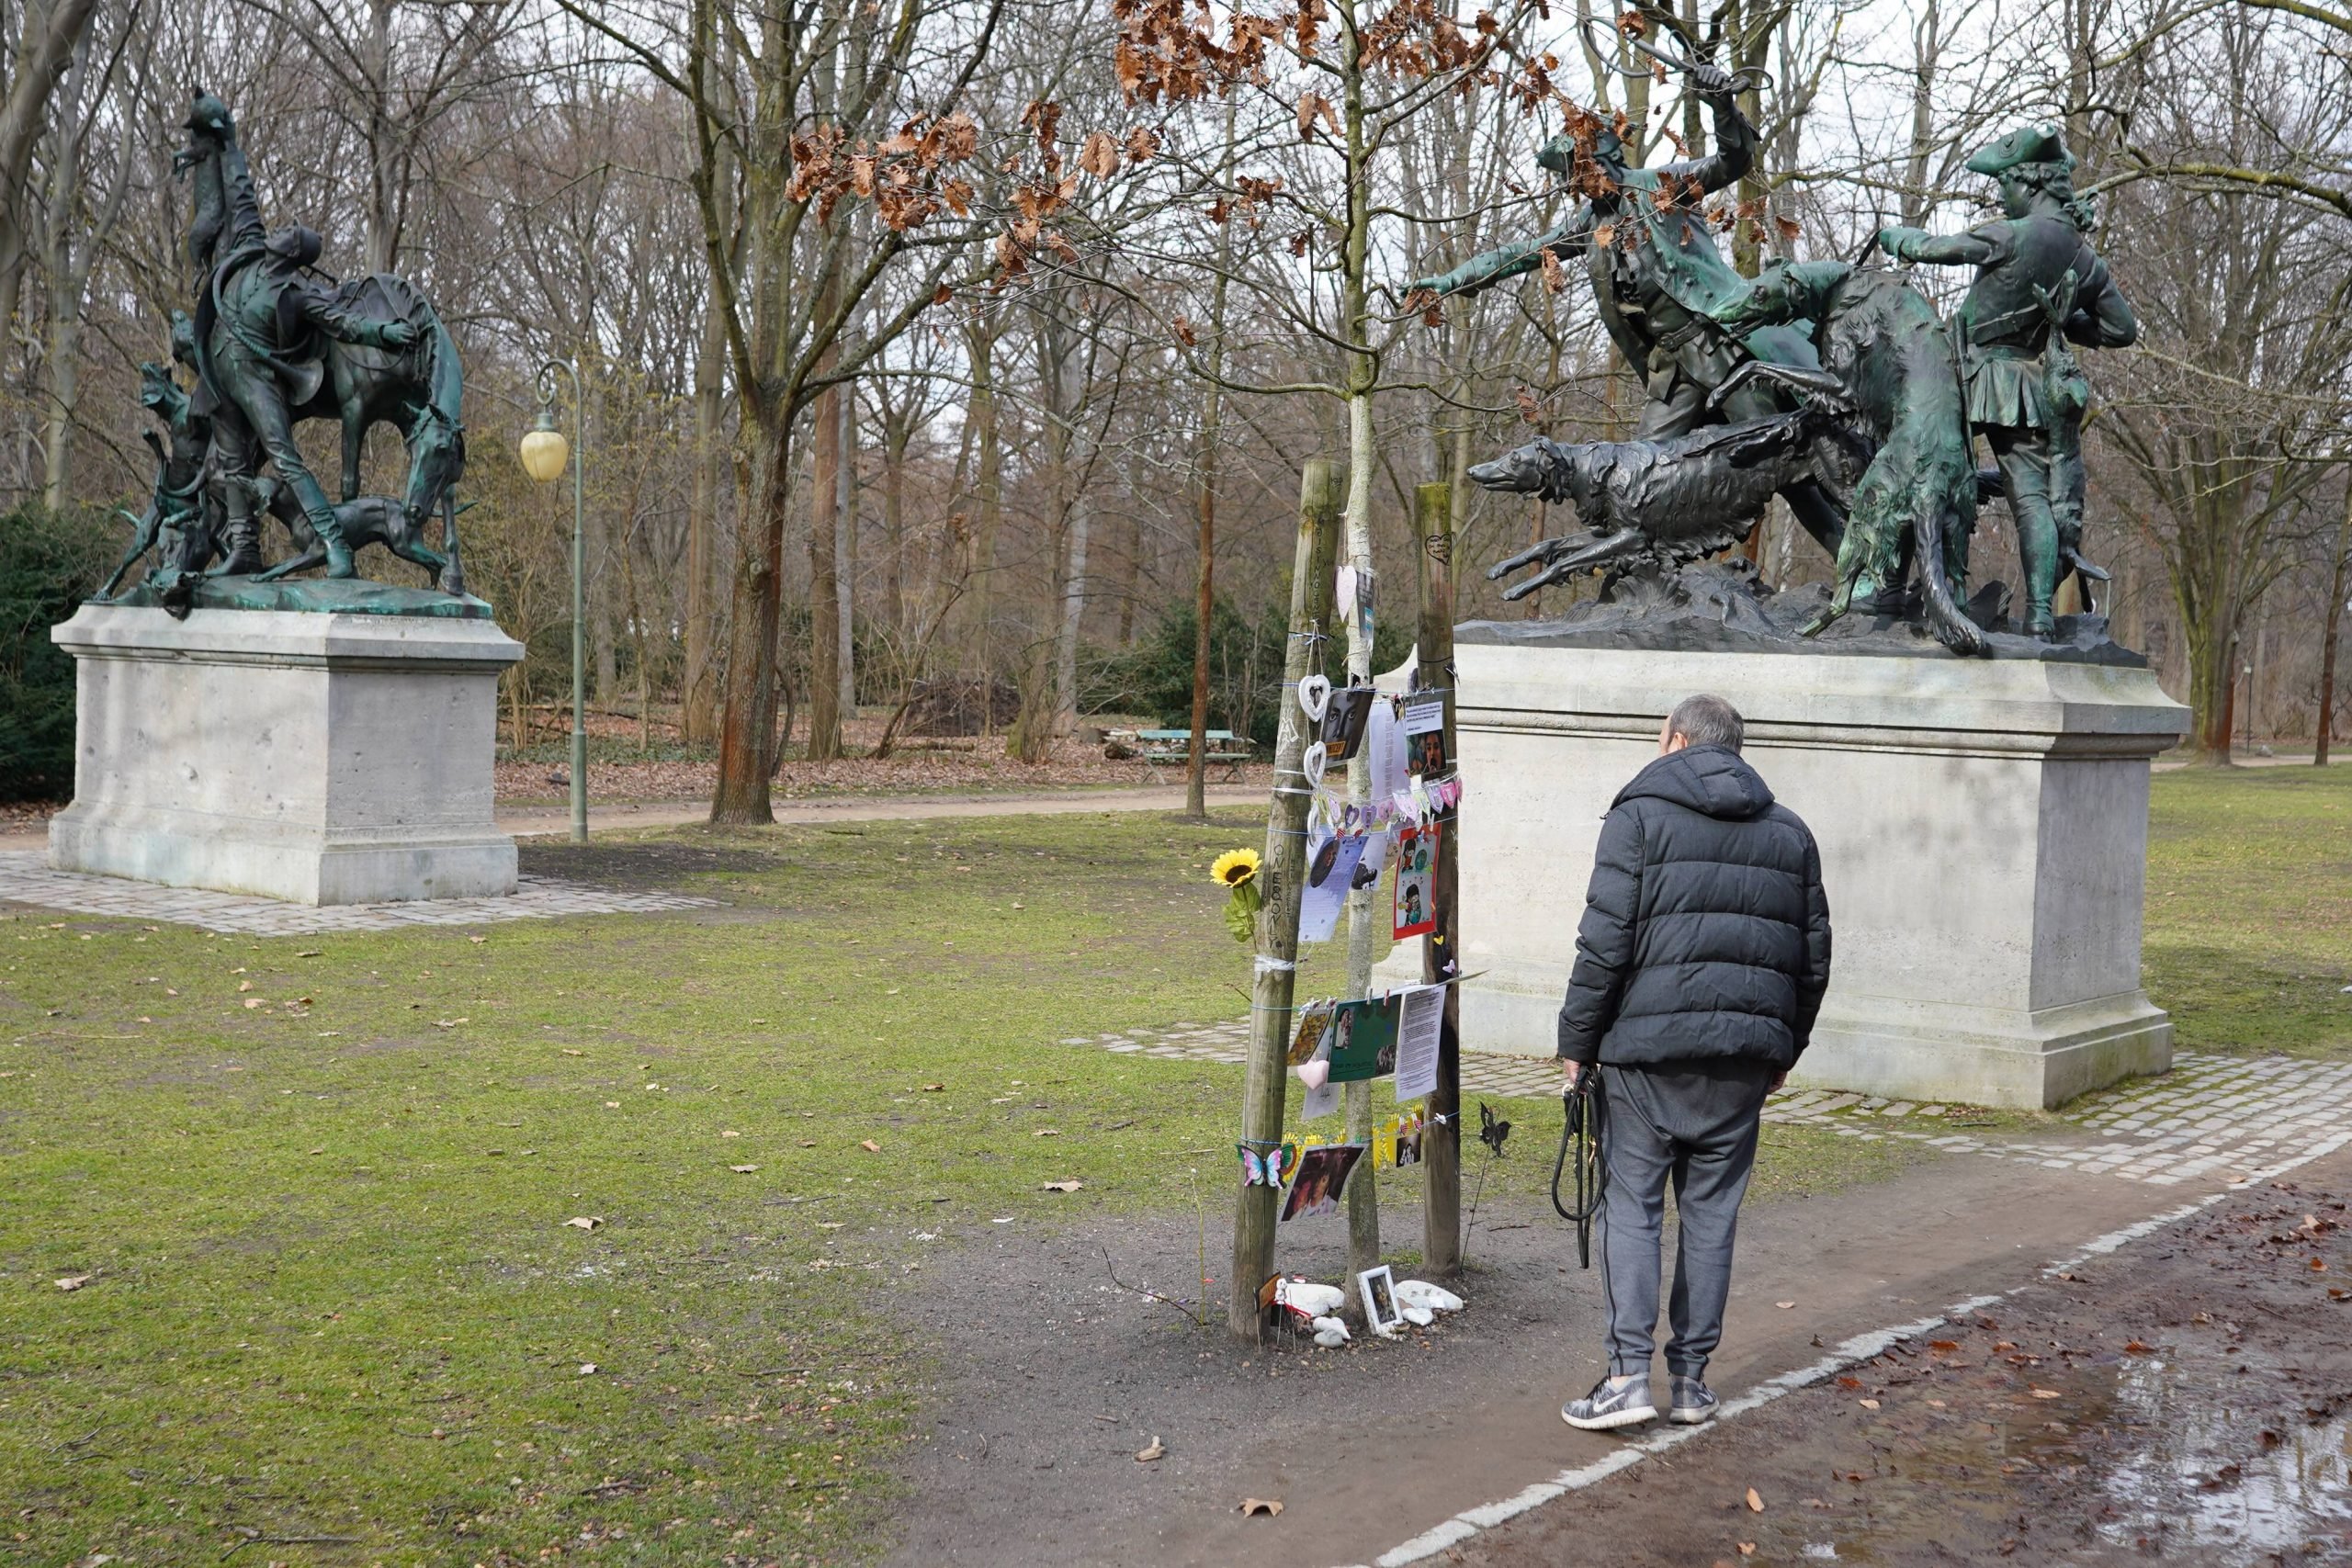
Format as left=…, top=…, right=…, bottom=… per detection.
left=183, top=93, right=416, bottom=579
left=1877, top=122, right=2137, bottom=638
left=1408, top=46, right=1846, bottom=558
left=102, top=90, right=474, bottom=608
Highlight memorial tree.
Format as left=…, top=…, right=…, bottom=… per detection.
left=1111, top=0, right=1561, bottom=1292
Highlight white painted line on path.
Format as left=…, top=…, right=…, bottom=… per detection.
left=1347, top=1131, right=2350, bottom=1568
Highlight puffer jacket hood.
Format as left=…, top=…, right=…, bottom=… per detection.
left=1614, top=744, right=1775, bottom=822
left=1557, top=745, right=1831, bottom=1072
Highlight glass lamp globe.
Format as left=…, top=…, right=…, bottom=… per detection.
left=519, top=408, right=568, bottom=483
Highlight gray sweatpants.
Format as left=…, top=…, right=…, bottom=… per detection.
left=1595, top=1060, right=1776, bottom=1379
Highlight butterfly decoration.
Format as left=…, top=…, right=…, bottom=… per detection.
left=1478, top=1100, right=1512, bottom=1157
left=1238, top=1143, right=1286, bottom=1187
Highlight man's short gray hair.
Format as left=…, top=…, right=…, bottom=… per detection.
left=1668, top=693, right=1745, bottom=752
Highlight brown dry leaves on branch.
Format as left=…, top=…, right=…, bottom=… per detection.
left=786, top=111, right=978, bottom=231
left=992, top=99, right=1142, bottom=283
left=1296, top=89, right=1339, bottom=141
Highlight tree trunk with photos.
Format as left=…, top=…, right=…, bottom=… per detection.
left=1230, top=459, right=1342, bottom=1342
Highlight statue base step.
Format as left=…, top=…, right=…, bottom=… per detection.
left=1374, top=634, right=2189, bottom=1110
left=48, top=604, right=524, bottom=906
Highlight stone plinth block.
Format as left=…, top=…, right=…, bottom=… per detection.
left=1374, top=636, right=2189, bottom=1109
left=49, top=604, right=524, bottom=905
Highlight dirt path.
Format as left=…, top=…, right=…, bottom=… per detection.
left=0, top=784, right=1262, bottom=856
left=880, top=1136, right=2352, bottom=1568
left=1455, top=1157, right=2352, bottom=1568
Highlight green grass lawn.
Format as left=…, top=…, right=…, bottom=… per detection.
left=2144, top=763, right=2352, bottom=1057
left=0, top=807, right=1999, bottom=1565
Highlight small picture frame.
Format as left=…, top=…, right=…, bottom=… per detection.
left=1358, top=1264, right=1403, bottom=1337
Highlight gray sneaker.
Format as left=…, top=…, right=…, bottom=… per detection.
left=1668, top=1373, right=1719, bottom=1425
left=1561, top=1374, right=1657, bottom=1431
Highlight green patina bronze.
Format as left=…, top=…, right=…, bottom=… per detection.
left=1711, top=261, right=1985, bottom=655
left=1877, top=121, right=2136, bottom=637
left=107, top=576, right=494, bottom=619
left=97, top=89, right=476, bottom=615
left=1410, top=64, right=1844, bottom=557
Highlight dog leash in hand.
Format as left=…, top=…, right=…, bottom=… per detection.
left=1552, top=1070, right=1603, bottom=1269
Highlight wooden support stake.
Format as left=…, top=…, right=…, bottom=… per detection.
left=1229, top=458, right=1343, bottom=1341
left=1415, top=481, right=1463, bottom=1277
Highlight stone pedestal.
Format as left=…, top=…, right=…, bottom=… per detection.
left=49, top=604, right=524, bottom=905
left=1376, top=635, right=2189, bottom=1109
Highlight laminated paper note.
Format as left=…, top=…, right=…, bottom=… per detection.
left=1392, top=984, right=1445, bottom=1101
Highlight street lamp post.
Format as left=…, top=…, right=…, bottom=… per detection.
left=521, top=358, right=587, bottom=844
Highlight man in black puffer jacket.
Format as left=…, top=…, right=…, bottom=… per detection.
left=1556, top=694, right=1831, bottom=1434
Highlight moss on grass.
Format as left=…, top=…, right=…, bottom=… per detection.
left=0, top=807, right=1931, bottom=1563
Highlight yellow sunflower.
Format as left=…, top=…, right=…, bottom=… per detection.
left=1210, top=847, right=1261, bottom=888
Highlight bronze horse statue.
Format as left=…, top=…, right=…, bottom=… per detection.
left=285, top=270, right=469, bottom=592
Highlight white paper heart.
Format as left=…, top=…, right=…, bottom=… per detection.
left=1295, top=1059, right=1330, bottom=1089
left=1304, top=742, right=1328, bottom=786
left=1297, top=673, right=1331, bottom=722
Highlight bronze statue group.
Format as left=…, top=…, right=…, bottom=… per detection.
left=101, top=92, right=469, bottom=609
left=1421, top=62, right=2135, bottom=653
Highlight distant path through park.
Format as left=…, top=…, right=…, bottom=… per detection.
left=0, top=782, right=1264, bottom=856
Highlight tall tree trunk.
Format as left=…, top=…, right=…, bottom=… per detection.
left=685, top=269, right=727, bottom=746
left=883, top=409, right=908, bottom=633
left=1228, top=459, right=1342, bottom=1340
left=965, top=311, right=1001, bottom=720
left=1337, top=0, right=1381, bottom=1293
left=2187, top=612, right=2242, bottom=765
left=712, top=412, right=795, bottom=822
left=2318, top=477, right=2351, bottom=766
left=36, top=26, right=88, bottom=512
left=1901, top=0, right=1941, bottom=227
left=0, top=0, right=100, bottom=344
left=1186, top=96, right=1237, bottom=820
left=807, top=344, right=844, bottom=759
left=1184, top=396, right=1221, bottom=819
left=835, top=372, right=858, bottom=726
left=1054, top=490, right=1090, bottom=735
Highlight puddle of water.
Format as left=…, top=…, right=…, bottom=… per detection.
left=2093, top=1355, right=2352, bottom=1556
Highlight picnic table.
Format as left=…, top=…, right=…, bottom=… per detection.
left=1106, top=728, right=1258, bottom=782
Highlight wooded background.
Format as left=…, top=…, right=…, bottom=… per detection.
left=1, top=0, right=2346, bottom=807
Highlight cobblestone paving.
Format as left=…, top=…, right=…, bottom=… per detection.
left=1051, top=1019, right=2352, bottom=1189
left=0, top=852, right=716, bottom=934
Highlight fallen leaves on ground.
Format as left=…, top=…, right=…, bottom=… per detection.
left=565, top=1216, right=603, bottom=1230
left=730, top=1165, right=760, bottom=1174
left=493, top=727, right=1272, bottom=809
left=1237, top=1497, right=1283, bottom=1517
left=1042, top=1179, right=1085, bottom=1192
left=54, top=1274, right=90, bottom=1291
left=1746, top=1487, right=1765, bottom=1512
left=1136, top=1437, right=1165, bottom=1462
left=860, top=1140, right=881, bottom=1153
